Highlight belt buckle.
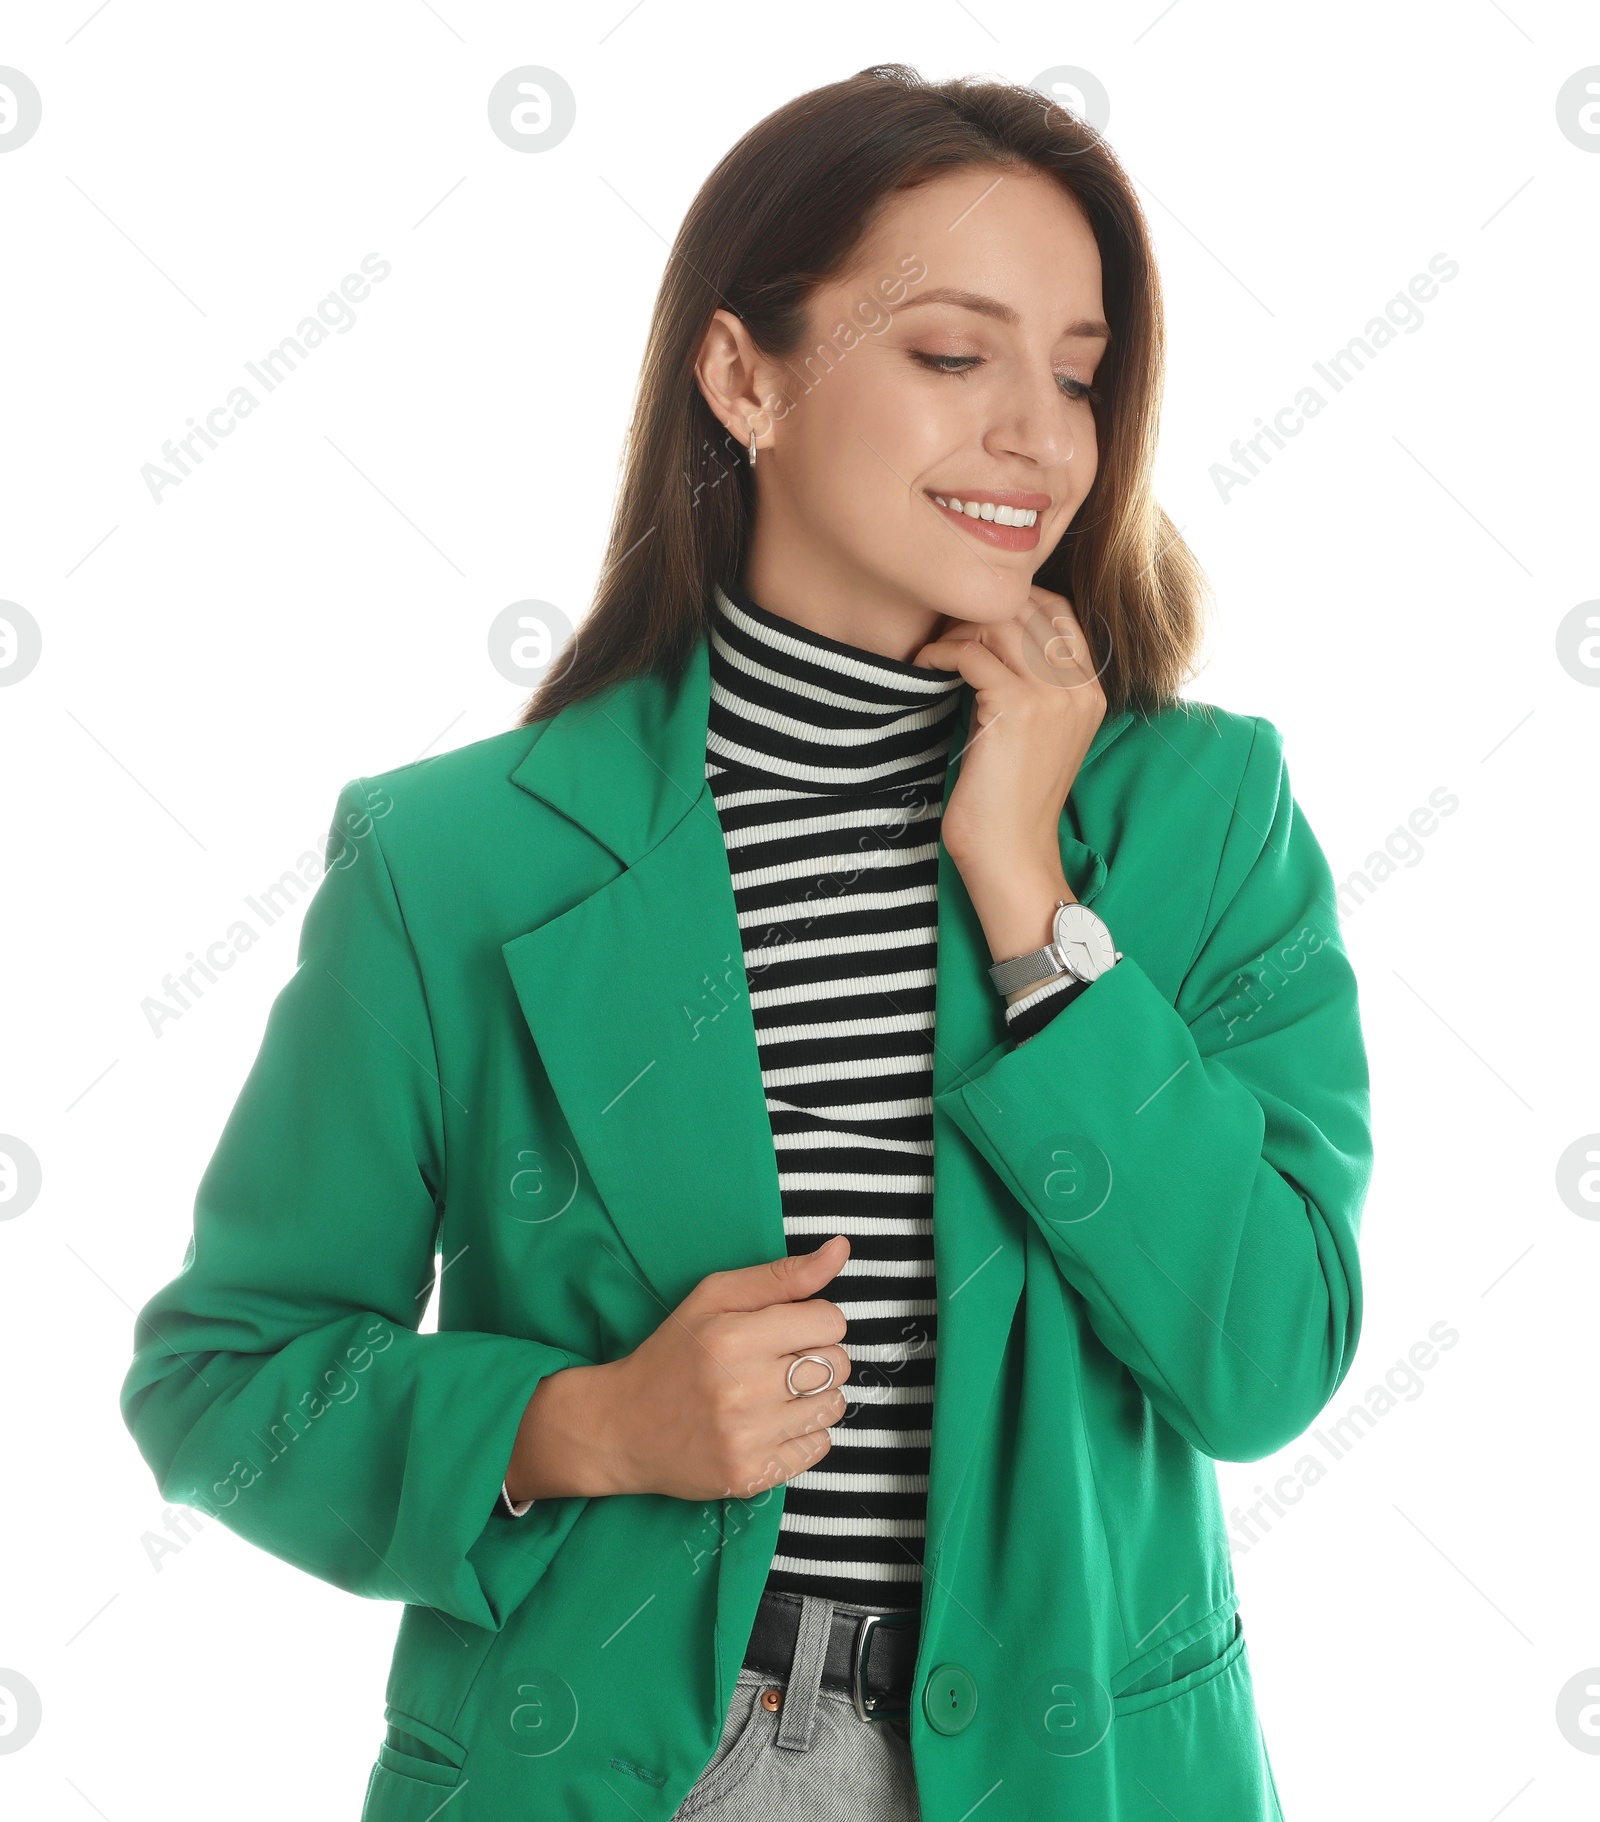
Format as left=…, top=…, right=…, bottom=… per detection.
left=849, top=1610, right=916, bottom=1723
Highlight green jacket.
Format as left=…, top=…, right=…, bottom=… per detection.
left=121, top=625, right=1372, bottom=1821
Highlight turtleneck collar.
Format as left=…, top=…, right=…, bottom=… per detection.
left=705, top=579, right=965, bottom=797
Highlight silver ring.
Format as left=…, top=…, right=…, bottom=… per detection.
left=786, top=1353, right=837, bottom=1397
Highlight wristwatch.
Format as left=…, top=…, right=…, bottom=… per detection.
left=987, top=899, right=1122, bottom=998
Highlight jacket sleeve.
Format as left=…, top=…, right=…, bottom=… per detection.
left=1003, top=972, right=1089, bottom=1046
left=933, top=717, right=1372, bottom=1462
left=119, top=778, right=591, bottom=1630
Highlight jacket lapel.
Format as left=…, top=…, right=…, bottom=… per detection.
left=921, top=690, right=1125, bottom=1559
left=501, top=637, right=786, bottom=1314
left=500, top=620, right=1134, bottom=1640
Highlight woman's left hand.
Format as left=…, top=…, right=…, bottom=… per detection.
left=914, top=584, right=1107, bottom=969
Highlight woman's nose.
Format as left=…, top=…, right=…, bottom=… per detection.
left=984, top=379, right=1081, bottom=470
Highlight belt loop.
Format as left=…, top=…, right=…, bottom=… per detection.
left=774, top=1595, right=833, bottom=1752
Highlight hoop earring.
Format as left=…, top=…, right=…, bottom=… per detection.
left=747, top=425, right=758, bottom=468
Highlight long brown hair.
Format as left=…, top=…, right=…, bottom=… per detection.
left=519, top=63, right=1208, bottom=727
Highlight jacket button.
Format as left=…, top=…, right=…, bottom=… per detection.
left=923, top=1663, right=979, bottom=1735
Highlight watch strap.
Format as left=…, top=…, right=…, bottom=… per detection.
left=988, top=945, right=1067, bottom=996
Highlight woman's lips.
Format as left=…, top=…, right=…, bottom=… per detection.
left=926, top=490, right=1046, bottom=551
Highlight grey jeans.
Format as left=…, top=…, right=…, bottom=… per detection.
left=670, top=1595, right=922, bottom=1821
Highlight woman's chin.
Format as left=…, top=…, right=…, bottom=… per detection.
left=912, top=586, right=1042, bottom=629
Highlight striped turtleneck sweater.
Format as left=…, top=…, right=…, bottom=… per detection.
left=698, top=578, right=1080, bottom=1610
left=494, top=581, right=1083, bottom=1592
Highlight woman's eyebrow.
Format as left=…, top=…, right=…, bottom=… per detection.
left=894, top=285, right=1111, bottom=340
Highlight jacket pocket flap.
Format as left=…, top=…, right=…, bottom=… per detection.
left=1111, top=1593, right=1241, bottom=1701
left=1113, top=1611, right=1245, bottom=1715
left=383, top=1704, right=467, bottom=1769
left=376, top=1740, right=459, bottom=1788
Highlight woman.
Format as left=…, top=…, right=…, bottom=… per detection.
left=121, top=65, right=1371, bottom=1822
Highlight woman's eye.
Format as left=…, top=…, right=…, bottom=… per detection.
left=1058, top=374, right=1103, bottom=404
left=910, top=350, right=1102, bottom=405
left=911, top=351, right=981, bottom=375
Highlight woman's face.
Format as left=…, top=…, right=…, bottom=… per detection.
left=703, top=163, right=1111, bottom=652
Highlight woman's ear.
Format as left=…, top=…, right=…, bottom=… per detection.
left=693, top=307, right=769, bottom=448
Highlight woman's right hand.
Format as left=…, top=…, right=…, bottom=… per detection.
left=506, top=1235, right=855, bottom=1503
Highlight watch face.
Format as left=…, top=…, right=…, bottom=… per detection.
left=1052, top=902, right=1117, bottom=981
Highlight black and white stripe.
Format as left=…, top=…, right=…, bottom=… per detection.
left=493, top=584, right=1079, bottom=1535
left=704, top=580, right=1074, bottom=1611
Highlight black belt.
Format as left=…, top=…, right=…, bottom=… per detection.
left=742, top=1588, right=920, bottom=1722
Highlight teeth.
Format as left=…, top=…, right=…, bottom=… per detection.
left=932, top=495, right=1038, bottom=527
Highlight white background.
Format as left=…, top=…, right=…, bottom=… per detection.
left=3, top=2, right=1598, bottom=1816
